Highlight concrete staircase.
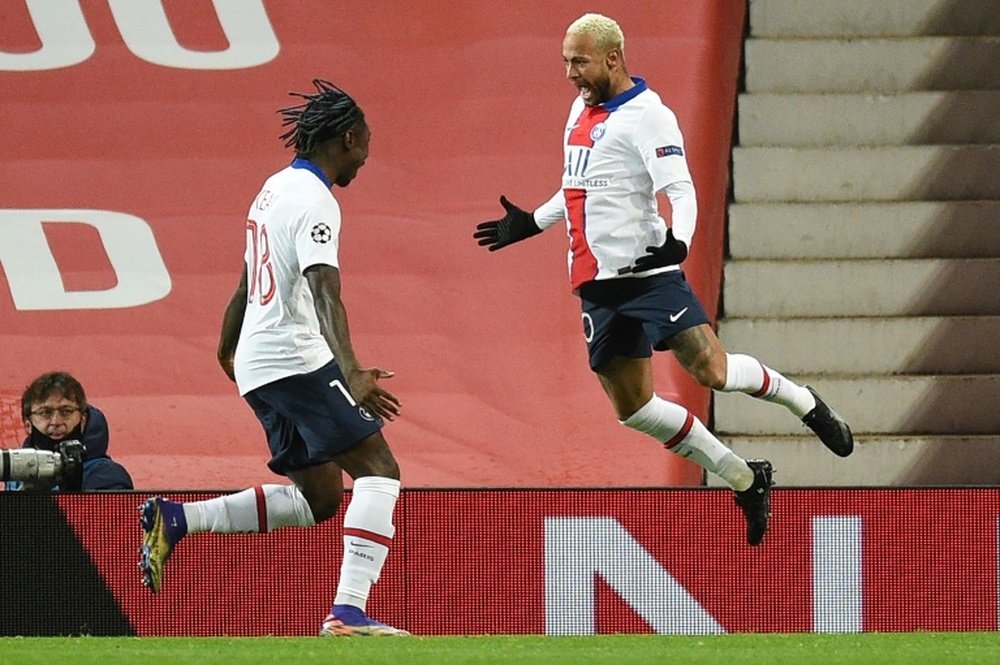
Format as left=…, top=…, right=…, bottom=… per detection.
left=711, top=0, right=1000, bottom=486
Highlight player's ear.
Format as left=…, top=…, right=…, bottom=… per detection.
left=342, top=129, right=355, bottom=150
left=606, top=48, right=623, bottom=70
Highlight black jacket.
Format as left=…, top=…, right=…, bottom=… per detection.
left=15, top=405, right=133, bottom=491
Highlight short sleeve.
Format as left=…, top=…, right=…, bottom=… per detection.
left=294, top=201, right=342, bottom=272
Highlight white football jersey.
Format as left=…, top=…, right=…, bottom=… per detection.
left=534, top=77, right=694, bottom=291
left=234, top=159, right=341, bottom=395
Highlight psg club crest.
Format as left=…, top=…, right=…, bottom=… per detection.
left=311, top=222, right=332, bottom=243
left=589, top=123, right=607, bottom=142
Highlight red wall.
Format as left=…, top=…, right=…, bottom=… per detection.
left=0, top=1, right=746, bottom=489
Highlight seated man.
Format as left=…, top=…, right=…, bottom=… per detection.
left=4, top=371, right=132, bottom=491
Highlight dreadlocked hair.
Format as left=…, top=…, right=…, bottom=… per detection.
left=278, top=79, right=365, bottom=155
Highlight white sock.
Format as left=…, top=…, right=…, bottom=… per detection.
left=621, top=395, right=753, bottom=491
left=333, top=476, right=400, bottom=611
left=723, top=353, right=815, bottom=418
left=183, top=484, right=315, bottom=534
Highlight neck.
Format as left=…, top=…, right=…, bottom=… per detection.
left=294, top=154, right=335, bottom=189
left=611, top=73, right=634, bottom=98
left=311, top=154, right=337, bottom=184
left=27, top=424, right=84, bottom=452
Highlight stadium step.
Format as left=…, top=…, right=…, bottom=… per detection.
left=728, top=201, right=1000, bottom=259
left=748, top=0, right=1000, bottom=38
left=745, top=37, right=1000, bottom=93
left=719, top=0, right=997, bottom=486
left=718, top=316, right=1000, bottom=375
left=723, top=258, right=1000, bottom=318
left=733, top=145, right=1000, bottom=202
left=713, top=374, right=1000, bottom=436
left=738, top=92, right=1000, bottom=147
left=705, top=435, right=1000, bottom=487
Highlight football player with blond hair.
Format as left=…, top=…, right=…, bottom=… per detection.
left=475, top=13, right=854, bottom=546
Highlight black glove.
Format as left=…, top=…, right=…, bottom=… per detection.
left=631, top=228, right=688, bottom=272
left=473, top=196, right=542, bottom=251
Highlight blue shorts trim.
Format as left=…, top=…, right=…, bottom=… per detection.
left=243, top=360, right=383, bottom=475
left=578, top=271, right=710, bottom=372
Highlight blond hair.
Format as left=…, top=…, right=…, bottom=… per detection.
left=566, top=13, right=625, bottom=54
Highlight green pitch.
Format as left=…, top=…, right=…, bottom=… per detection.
left=2, top=633, right=999, bottom=664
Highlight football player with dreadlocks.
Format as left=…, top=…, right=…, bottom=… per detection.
left=138, top=80, right=409, bottom=636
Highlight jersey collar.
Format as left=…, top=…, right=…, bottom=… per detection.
left=290, top=157, right=332, bottom=189
left=602, top=76, right=647, bottom=112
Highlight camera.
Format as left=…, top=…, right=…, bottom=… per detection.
left=0, top=440, right=84, bottom=491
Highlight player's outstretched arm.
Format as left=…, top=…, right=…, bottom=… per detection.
left=473, top=195, right=543, bottom=251
left=217, top=266, right=248, bottom=382
left=305, top=264, right=401, bottom=421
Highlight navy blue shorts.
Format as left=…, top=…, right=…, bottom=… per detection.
left=243, top=360, right=383, bottom=476
left=578, top=271, right=710, bottom=372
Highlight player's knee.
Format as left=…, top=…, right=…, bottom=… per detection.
left=698, top=370, right=726, bottom=390
left=340, top=433, right=401, bottom=480
left=612, top=396, right=647, bottom=422
left=356, top=445, right=401, bottom=480
left=690, top=356, right=727, bottom=390
left=306, top=487, right=344, bottom=523
left=368, top=457, right=400, bottom=480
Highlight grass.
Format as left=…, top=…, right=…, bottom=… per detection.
left=2, top=633, right=999, bottom=665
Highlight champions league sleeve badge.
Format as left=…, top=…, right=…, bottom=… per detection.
left=310, top=222, right=332, bottom=243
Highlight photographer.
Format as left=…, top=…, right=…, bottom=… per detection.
left=3, top=371, right=132, bottom=491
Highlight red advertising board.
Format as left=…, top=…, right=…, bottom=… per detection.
left=2, top=488, right=994, bottom=636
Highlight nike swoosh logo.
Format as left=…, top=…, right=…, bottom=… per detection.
left=349, top=541, right=374, bottom=548
left=669, top=307, right=689, bottom=323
